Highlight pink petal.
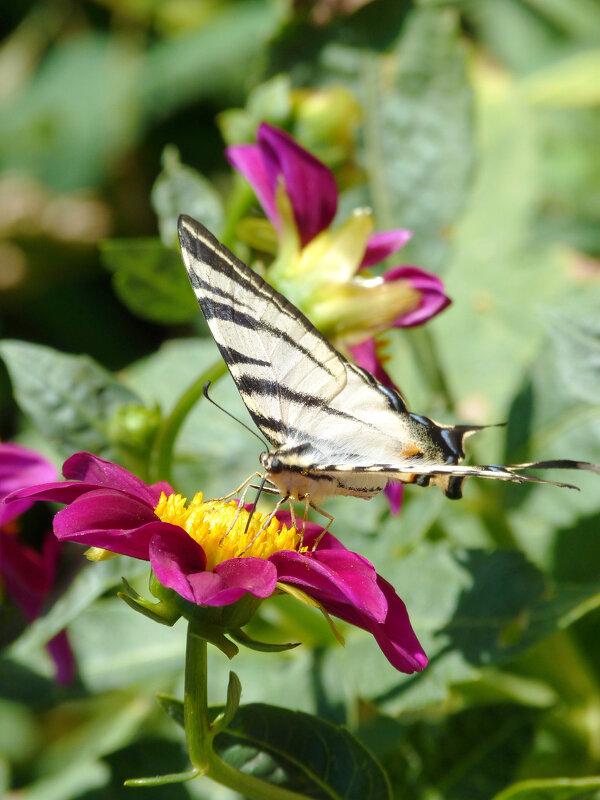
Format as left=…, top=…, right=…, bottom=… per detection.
left=349, top=339, right=396, bottom=389
left=53, top=490, right=180, bottom=559
left=257, top=123, right=338, bottom=246
left=62, top=452, right=164, bottom=506
left=359, top=230, right=413, bottom=270
left=191, top=558, right=277, bottom=606
left=4, top=480, right=107, bottom=508
left=0, top=530, right=53, bottom=617
left=149, top=528, right=207, bottom=604
left=323, top=576, right=427, bottom=674
left=384, top=266, right=451, bottom=328
left=226, top=143, right=278, bottom=226
left=384, top=482, right=404, bottom=516
left=0, top=443, right=57, bottom=525
left=46, top=630, right=76, bottom=685
left=270, top=549, right=386, bottom=623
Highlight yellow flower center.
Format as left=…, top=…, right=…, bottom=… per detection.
left=154, top=492, right=301, bottom=571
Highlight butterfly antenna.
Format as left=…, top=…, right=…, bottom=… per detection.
left=202, top=382, right=270, bottom=450
left=244, top=472, right=268, bottom=535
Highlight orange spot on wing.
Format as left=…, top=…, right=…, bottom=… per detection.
left=402, top=444, right=422, bottom=458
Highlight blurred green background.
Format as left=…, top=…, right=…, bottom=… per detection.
left=1, top=1, right=600, bottom=798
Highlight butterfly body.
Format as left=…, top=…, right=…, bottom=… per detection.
left=178, top=214, right=599, bottom=503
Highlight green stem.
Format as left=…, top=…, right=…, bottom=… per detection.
left=183, top=621, right=313, bottom=800
left=184, top=625, right=211, bottom=770
left=150, top=360, right=228, bottom=485
left=207, top=754, right=313, bottom=800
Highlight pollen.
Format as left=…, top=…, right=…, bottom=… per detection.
left=154, top=492, right=301, bottom=571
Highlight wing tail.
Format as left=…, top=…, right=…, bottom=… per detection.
left=402, top=459, right=600, bottom=491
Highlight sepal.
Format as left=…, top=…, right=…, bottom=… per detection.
left=212, top=671, right=242, bottom=734
left=118, top=577, right=181, bottom=626
left=230, top=628, right=300, bottom=653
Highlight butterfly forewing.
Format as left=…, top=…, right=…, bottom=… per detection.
left=178, top=215, right=349, bottom=446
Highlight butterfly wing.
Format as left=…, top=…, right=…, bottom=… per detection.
left=178, top=215, right=350, bottom=447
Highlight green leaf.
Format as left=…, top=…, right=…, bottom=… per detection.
left=151, top=145, right=224, bottom=248
left=0, top=340, right=142, bottom=460
left=359, top=6, right=474, bottom=273
left=163, top=698, right=391, bottom=800
left=492, top=775, right=600, bottom=800
left=214, top=703, right=391, bottom=800
left=101, top=238, right=199, bottom=324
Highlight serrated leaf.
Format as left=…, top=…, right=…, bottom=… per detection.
left=0, top=340, right=141, bottom=460
left=492, top=775, right=600, bottom=800
left=151, top=146, right=223, bottom=248
left=101, top=238, right=198, bottom=324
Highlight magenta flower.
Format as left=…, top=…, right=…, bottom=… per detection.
left=5, top=452, right=427, bottom=674
left=0, top=443, right=75, bottom=684
left=227, top=122, right=449, bottom=347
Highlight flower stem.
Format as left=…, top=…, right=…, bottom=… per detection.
left=150, top=359, right=228, bottom=485
left=184, top=621, right=313, bottom=800
left=184, top=625, right=211, bottom=770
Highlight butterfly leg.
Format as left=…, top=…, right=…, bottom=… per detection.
left=218, top=478, right=257, bottom=545
left=237, top=494, right=289, bottom=556
left=214, top=472, right=263, bottom=502
left=309, top=502, right=334, bottom=550
left=288, top=497, right=298, bottom=533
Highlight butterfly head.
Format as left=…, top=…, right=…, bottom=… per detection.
left=260, top=451, right=283, bottom=473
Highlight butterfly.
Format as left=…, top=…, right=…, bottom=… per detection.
left=178, top=214, right=599, bottom=510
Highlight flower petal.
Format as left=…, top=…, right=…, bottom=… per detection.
left=0, top=443, right=57, bottom=525
left=193, top=558, right=277, bottom=606
left=149, top=527, right=207, bottom=604
left=46, top=630, right=76, bottom=685
left=384, top=266, right=451, bottom=328
left=226, top=143, right=278, bottom=225
left=53, top=490, right=178, bottom=559
left=384, top=482, right=404, bottom=516
left=270, top=549, right=386, bottom=623
left=62, top=452, right=165, bottom=506
left=258, top=123, right=338, bottom=246
left=0, top=530, right=53, bottom=616
left=360, top=230, right=413, bottom=270
left=349, top=338, right=396, bottom=389
left=323, top=576, right=427, bottom=674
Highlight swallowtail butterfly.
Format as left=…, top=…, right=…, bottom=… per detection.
left=178, top=215, right=599, bottom=505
